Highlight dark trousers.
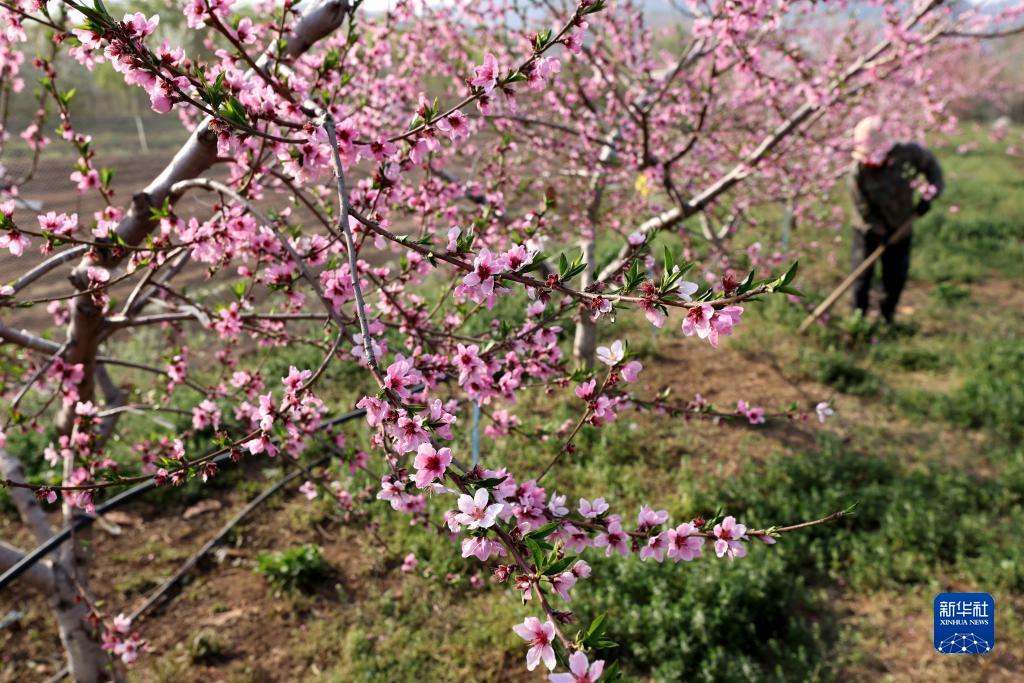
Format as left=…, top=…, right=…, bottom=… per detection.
left=851, top=229, right=912, bottom=322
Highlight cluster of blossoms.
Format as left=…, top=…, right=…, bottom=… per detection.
left=1, top=0, right=1014, bottom=678
left=453, top=244, right=537, bottom=308
left=682, top=303, right=744, bottom=348
left=101, top=614, right=144, bottom=665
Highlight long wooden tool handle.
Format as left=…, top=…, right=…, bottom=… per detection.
left=797, top=221, right=913, bottom=333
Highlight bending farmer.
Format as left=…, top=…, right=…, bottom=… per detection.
left=848, top=116, right=944, bottom=322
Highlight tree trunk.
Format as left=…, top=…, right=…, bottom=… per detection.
left=51, top=554, right=113, bottom=683
left=572, top=237, right=598, bottom=367
left=0, top=449, right=111, bottom=681
left=572, top=134, right=616, bottom=368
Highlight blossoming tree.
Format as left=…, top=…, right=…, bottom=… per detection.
left=0, top=0, right=1020, bottom=679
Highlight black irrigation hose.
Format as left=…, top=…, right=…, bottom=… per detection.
left=0, top=407, right=368, bottom=592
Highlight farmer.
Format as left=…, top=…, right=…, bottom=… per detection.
left=848, top=115, right=944, bottom=322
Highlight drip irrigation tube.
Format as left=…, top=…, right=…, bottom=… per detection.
left=0, top=406, right=367, bottom=592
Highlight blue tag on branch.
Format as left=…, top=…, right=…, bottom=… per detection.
left=934, top=592, right=995, bottom=654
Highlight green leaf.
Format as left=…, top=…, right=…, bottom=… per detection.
left=525, top=538, right=545, bottom=569
left=736, top=269, right=756, bottom=294
left=218, top=97, right=250, bottom=128
left=534, top=28, right=552, bottom=50
left=526, top=521, right=561, bottom=541
left=582, top=613, right=608, bottom=646
left=781, top=259, right=799, bottom=286
left=474, top=476, right=508, bottom=489
left=543, top=555, right=576, bottom=576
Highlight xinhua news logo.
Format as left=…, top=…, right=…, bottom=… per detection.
left=934, top=592, right=994, bottom=655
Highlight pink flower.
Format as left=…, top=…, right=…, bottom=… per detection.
left=513, top=617, right=556, bottom=671
left=37, top=211, right=77, bottom=237
left=527, top=56, right=560, bottom=91
left=123, top=12, right=159, bottom=39
left=594, top=520, right=629, bottom=557
left=393, top=413, right=430, bottom=453
left=357, top=396, right=388, bottom=427
left=571, top=560, right=591, bottom=579
left=283, top=366, right=312, bottom=394
left=245, top=434, right=278, bottom=457
left=639, top=532, right=668, bottom=562
left=112, top=613, right=132, bottom=635
left=717, top=305, right=743, bottom=340
left=564, top=25, right=587, bottom=55
left=455, top=247, right=507, bottom=306
left=365, top=138, right=398, bottom=162
left=461, top=536, right=505, bottom=561
left=737, top=400, right=765, bottom=425
left=641, top=301, right=666, bottom=328
left=435, top=111, right=471, bottom=141
left=471, top=52, right=500, bottom=93
left=235, top=16, right=256, bottom=43
left=713, top=516, right=748, bottom=560
left=596, top=339, right=624, bottom=366
left=70, top=168, right=99, bottom=192
left=621, top=360, right=643, bottom=383
left=637, top=505, right=669, bottom=530
left=299, top=481, right=318, bottom=500
left=589, top=297, right=612, bottom=321
left=0, top=229, right=30, bottom=256
left=683, top=304, right=744, bottom=348
left=183, top=0, right=206, bottom=28
left=454, top=488, right=503, bottom=530
left=815, top=401, right=834, bottom=423
left=548, top=493, right=568, bottom=517
left=675, top=280, right=699, bottom=302
left=549, top=650, right=605, bottom=683
left=503, top=244, right=535, bottom=272
left=401, top=553, right=418, bottom=573
left=384, top=357, right=423, bottom=400
left=86, top=267, right=110, bottom=285
left=682, top=303, right=714, bottom=341
left=151, top=75, right=189, bottom=115
left=551, top=570, right=577, bottom=601
left=412, top=443, right=452, bottom=488
left=446, top=226, right=461, bottom=252
left=666, top=522, right=704, bottom=562
left=191, top=400, right=221, bottom=430
left=578, top=497, right=608, bottom=518
left=575, top=380, right=596, bottom=400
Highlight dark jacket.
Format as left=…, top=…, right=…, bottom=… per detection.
left=849, top=142, right=944, bottom=238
